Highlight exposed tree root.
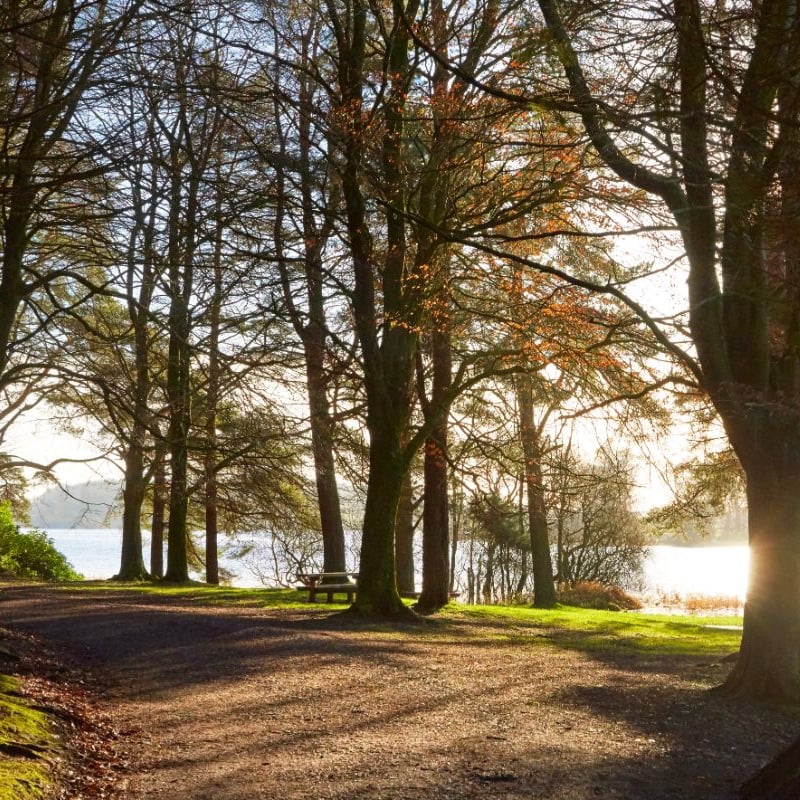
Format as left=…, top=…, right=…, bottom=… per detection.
left=739, top=734, right=800, bottom=800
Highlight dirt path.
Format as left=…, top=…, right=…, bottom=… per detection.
left=2, top=584, right=797, bottom=800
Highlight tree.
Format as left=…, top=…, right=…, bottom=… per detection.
left=0, top=0, right=136, bottom=446
left=550, top=447, right=646, bottom=588
left=259, top=4, right=349, bottom=578
left=535, top=0, right=800, bottom=700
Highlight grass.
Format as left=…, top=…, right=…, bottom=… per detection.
left=447, top=603, right=743, bottom=657
left=69, top=580, right=319, bottom=608
left=0, top=673, right=55, bottom=800
left=59, top=580, right=743, bottom=658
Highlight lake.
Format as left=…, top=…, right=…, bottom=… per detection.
left=45, top=529, right=749, bottom=606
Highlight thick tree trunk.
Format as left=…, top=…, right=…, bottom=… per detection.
left=163, top=262, right=191, bottom=583
left=395, top=470, right=416, bottom=595
left=162, top=130, right=195, bottom=585
left=115, top=442, right=149, bottom=581
left=417, top=434, right=450, bottom=612
left=352, top=437, right=410, bottom=617
left=165, top=428, right=190, bottom=583
left=720, top=446, right=800, bottom=701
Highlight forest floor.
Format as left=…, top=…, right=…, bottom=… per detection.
left=1, top=583, right=799, bottom=800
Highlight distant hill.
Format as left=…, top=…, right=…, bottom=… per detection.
left=30, top=480, right=123, bottom=529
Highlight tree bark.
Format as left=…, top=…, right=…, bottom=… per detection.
left=163, top=141, right=194, bottom=584
left=150, top=449, right=166, bottom=579
left=739, top=733, right=800, bottom=800
left=417, top=433, right=450, bottom=612
left=418, top=321, right=453, bottom=613
left=395, top=470, right=416, bottom=596
left=353, top=433, right=410, bottom=617
left=306, top=333, right=347, bottom=575
left=515, top=373, right=557, bottom=608
left=115, top=443, right=149, bottom=581
left=719, top=432, right=800, bottom=701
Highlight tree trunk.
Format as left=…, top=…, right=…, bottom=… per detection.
left=204, top=462, right=219, bottom=585
left=739, top=733, right=800, bottom=800
left=515, top=374, right=557, bottom=608
left=150, top=450, right=166, bottom=579
left=352, top=436, right=410, bottom=617
left=306, top=334, right=347, bottom=575
left=395, top=470, right=416, bottom=595
left=165, top=424, right=190, bottom=583
left=115, top=442, right=149, bottom=581
left=719, top=442, right=800, bottom=701
left=418, top=321, right=452, bottom=613
left=163, top=171, right=193, bottom=584
left=204, top=201, right=223, bottom=587
left=483, top=542, right=496, bottom=604
left=273, top=69, right=348, bottom=577
left=417, top=434, right=450, bottom=612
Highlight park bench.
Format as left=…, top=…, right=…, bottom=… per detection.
left=296, top=571, right=359, bottom=603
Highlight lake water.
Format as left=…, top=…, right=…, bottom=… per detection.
left=45, top=529, right=749, bottom=604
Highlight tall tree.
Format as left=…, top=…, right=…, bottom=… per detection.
left=261, top=4, right=349, bottom=577
left=536, top=0, right=800, bottom=700
left=0, top=0, right=137, bottom=470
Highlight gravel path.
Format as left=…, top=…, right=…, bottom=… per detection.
left=2, top=584, right=797, bottom=800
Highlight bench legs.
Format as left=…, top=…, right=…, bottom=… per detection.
left=308, top=588, right=355, bottom=603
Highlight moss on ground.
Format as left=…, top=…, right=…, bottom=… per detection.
left=0, top=761, right=51, bottom=800
left=0, top=672, right=55, bottom=800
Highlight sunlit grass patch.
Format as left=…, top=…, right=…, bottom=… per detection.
left=67, top=580, right=313, bottom=607
left=445, top=603, right=742, bottom=657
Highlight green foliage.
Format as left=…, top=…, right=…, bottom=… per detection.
left=646, top=449, right=746, bottom=542
left=0, top=503, right=82, bottom=581
left=0, top=455, right=30, bottom=523
left=469, top=492, right=527, bottom=550
left=550, top=450, right=647, bottom=587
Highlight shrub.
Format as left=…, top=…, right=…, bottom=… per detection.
left=557, top=581, right=643, bottom=611
left=0, top=502, right=82, bottom=581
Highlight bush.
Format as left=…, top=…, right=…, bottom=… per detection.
left=0, top=502, right=82, bottom=581
left=557, top=581, right=642, bottom=611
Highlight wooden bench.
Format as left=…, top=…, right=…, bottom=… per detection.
left=296, top=571, right=359, bottom=603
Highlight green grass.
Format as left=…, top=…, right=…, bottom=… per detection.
left=60, top=581, right=743, bottom=658
left=68, top=580, right=335, bottom=608
left=0, top=674, right=55, bottom=800
left=446, top=603, right=743, bottom=657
